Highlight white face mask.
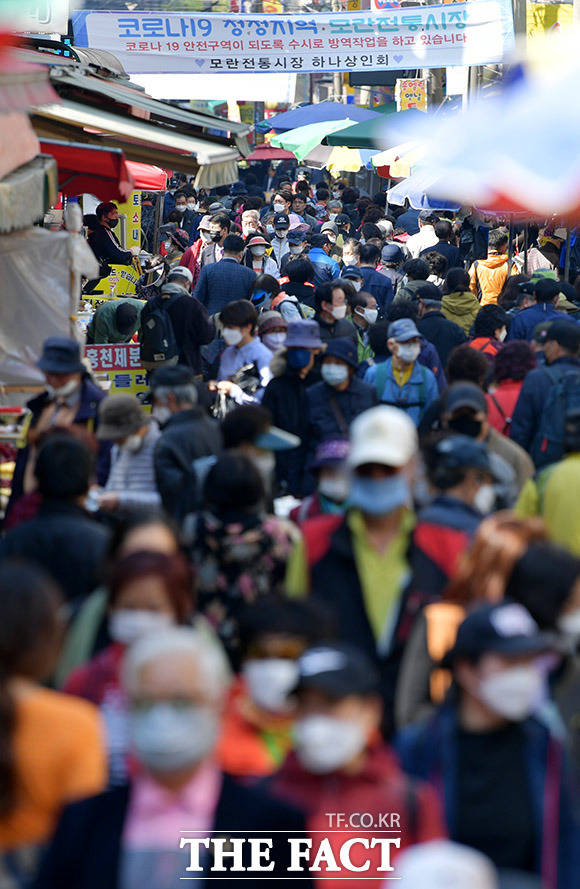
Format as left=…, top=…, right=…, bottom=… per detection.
left=187, top=201, right=197, bottom=210
left=318, top=474, right=350, bottom=503
left=273, top=202, right=286, bottom=213
left=266, top=224, right=275, bottom=235
left=122, top=433, right=144, bottom=453
left=357, top=307, right=378, bottom=325
left=326, top=234, right=337, bottom=244
left=331, top=304, right=347, bottom=320
left=343, top=254, right=356, bottom=266
left=294, top=715, right=366, bottom=774
left=200, top=231, right=211, bottom=244
left=397, top=342, right=421, bottom=364
left=250, top=246, right=266, bottom=257
left=558, top=609, right=580, bottom=638
left=152, top=405, right=172, bottom=426
left=275, top=229, right=289, bottom=240
left=262, top=331, right=287, bottom=351
left=477, top=663, right=545, bottom=721
left=175, top=205, right=186, bottom=214
left=46, top=378, right=79, bottom=399
left=109, top=609, right=173, bottom=645
left=322, top=363, right=349, bottom=387
left=243, top=225, right=258, bottom=237
left=290, top=245, right=304, bottom=255
left=474, top=483, right=496, bottom=515
left=223, top=327, right=243, bottom=346
left=242, top=658, right=299, bottom=713
left=329, top=214, right=338, bottom=223
left=129, top=703, right=218, bottom=772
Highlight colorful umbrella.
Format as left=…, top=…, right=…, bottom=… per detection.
left=370, top=141, right=420, bottom=179
left=387, top=171, right=460, bottom=211
left=256, top=101, right=379, bottom=133
left=245, top=144, right=296, bottom=162
left=325, top=109, right=425, bottom=150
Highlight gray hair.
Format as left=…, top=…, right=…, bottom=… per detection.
left=153, top=383, right=198, bottom=407
left=378, top=219, right=394, bottom=239
left=328, top=200, right=343, bottom=212
left=122, top=626, right=231, bottom=702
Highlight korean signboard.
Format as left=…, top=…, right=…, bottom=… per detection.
left=84, top=343, right=148, bottom=400
left=73, top=0, right=515, bottom=75
left=396, top=77, right=427, bottom=111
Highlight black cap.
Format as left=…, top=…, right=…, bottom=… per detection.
left=273, top=213, right=290, bottom=229
left=288, top=229, right=307, bottom=244
left=324, top=337, right=359, bottom=369
left=445, top=382, right=487, bottom=415
left=150, top=364, right=196, bottom=390
left=292, top=643, right=380, bottom=698
left=534, top=279, right=561, bottom=302
left=341, top=265, right=364, bottom=280
left=434, top=435, right=495, bottom=476
left=544, top=318, right=580, bottom=353
left=115, top=301, right=139, bottom=335
left=440, top=602, right=556, bottom=668
left=336, top=213, right=351, bottom=226
left=415, top=282, right=442, bottom=303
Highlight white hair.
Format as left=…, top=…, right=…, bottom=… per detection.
left=122, top=625, right=231, bottom=702
left=242, top=209, right=260, bottom=222
left=377, top=219, right=394, bottom=239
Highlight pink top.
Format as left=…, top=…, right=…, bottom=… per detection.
left=123, top=760, right=222, bottom=849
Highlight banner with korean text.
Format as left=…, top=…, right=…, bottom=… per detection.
left=72, top=1, right=514, bottom=75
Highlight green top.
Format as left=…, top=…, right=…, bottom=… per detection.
left=514, top=454, right=580, bottom=557
left=86, top=297, right=144, bottom=345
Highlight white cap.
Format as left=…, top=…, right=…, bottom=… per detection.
left=168, top=266, right=193, bottom=283
left=348, top=406, right=417, bottom=469
left=390, top=841, right=498, bottom=889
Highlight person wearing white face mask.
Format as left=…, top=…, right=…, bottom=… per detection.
left=364, top=318, right=438, bottom=427
left=241, top=208, right=261, bottom=238
left=258, top=311, right=288, bottom=355
left=270, top=642, right=445, bottom=868
left=350, top=291, right=379, bottom=363
left=307, top=338, right=377, bottom=452
left=216, top=300, right=274, bottom=396
left=243, top=232, right=278, bottom=277
left=38, top=626, right=307, bottom=888
left=178, top=214, right=212, bottom=288
left=63, top=550, right=193, bottom=785
left=396, top=602, right=580, bottom=885
left=96, top=394, right=161, bottom=511
left=313, top=280, right=356, bottom=345
left=269, top=213, right=291, bottom=273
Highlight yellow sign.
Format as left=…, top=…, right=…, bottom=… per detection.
left=396, top=78, right=427, bottom=112
left=93, top=191, right=142, bottom=296
left=347, top=0, right=362, bottom=10
left=527, top=2, right=572, bottom=38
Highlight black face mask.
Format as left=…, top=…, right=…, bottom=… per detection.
left=448, top=416, right=483, bottom=438
left=210, top=231, right=222, bottom=243
left=107, top=217, right=119, bottom=229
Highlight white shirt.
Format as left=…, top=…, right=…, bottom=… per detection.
left=406, top=225, right=438, bottom=259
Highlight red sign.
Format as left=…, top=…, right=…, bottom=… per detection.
left=85, top=343, right=142, bottom=372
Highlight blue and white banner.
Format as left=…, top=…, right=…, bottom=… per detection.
left=72, top=1, right=514, bottom=75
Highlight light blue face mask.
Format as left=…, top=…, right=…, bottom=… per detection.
left=348, top=473, right=409, bottom=516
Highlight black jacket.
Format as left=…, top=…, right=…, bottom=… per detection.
left=32, top=773, right=311, bottom=889
left=88, top=223, right=132, bottom=265
left=315, top=315, right=357, bottom=345
left=154, top=407, right=222, bottom=520
left=194, top=258, right=257, bottom=316
left=510, top=356, right=580, bottom=457
left=417, top=311, right=466, bottom=368
left=142, top=284, right=216, bottom=374
left=307, top=377, right=377, bottom=449
left=420, top=240, right=461, bottom=267
left=0, top=500, right=109, bottom=603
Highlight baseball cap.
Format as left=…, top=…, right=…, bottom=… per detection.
left=382, top=243, right=405, bottom=264
left=167, top=266, right=193, bottom=284
left=416, top=282, right=442, bottom=303
left=544, top=318, right=580, bottom=353
left=310, top=437, right=350, bottom=471
left=321, top=221, right=338, bottom=236
left=445, top=382, right=487, bottom=415
left=273, top=213, right=290, bottom=229
left=292, top=643, right=380, bottom=698
left=434, top=435, right=496, bottom=477
left=254, top=426, right=300, bottom=452
left=323, top=337, right=359, bottom=369
left=388, top=318, right=421, bottom=342
left=419, top=210, right=438, bottom=223
left=208, top=201, right=224, bottom=213
left=288, top=229, right=307, bottom=245
left=341, top=265, right=364, bottom=281
left=336, top=213, right=351, bottom=227
left=534, top=279, right=561, bottom=302
left=348, top=405, right=418, bottom=469
left=440, top=602, right=556, bottom=668
left=115, top=302, right=139, bottom=336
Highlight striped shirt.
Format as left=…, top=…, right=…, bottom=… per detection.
left=104, top=423, right=161, bottom=509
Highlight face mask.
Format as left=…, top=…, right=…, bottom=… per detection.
left=251, top=245, right=266, bottom=257
left=318, top=474, right=350, bottom=504
left=223, top=327, right=243, bottom=346
left=109, top=609, right=173, bottom=645
left=343, top=254, right=356, bottom=266
left=129, top=703, right=218, bottom=772
left=47, top=378, right=79, bottom=399
left=107, top=217, right=119, bottom=228
left=152, top=405, right=172, bottom=426
left=322, top=363, right=349, bottom=387
left=187, top=202, right=196, bottom=210
left=273, top=203, right=285, bottom=213
left=164, top=239, right=172, bottom=251
left=448, top=416, right=483, bottom=439
left=294, top=715, right=366, bottom=774
left=397, top=342, right=421, bottom=364
left=266, top=224, right=275, bottom=235
left=349, top=473, right=410, bottom=516
left=558, top=609, right=580, bottom=638
left=331, top=304, right=347, bottom=320
left=287, top=348, right=312, bottom=370
left=122, top=433, right=144, bottom=453
left=200, top=231, right=211, bottom=244
left=275, top=229, right=289, bottom=239
left=357, top=307, right=378, bottom=325
left=175, top=205, right=186, bottom=214
left=252, top=451, right=276, bottom=481
left=242, top=658, right=298, bottom=713
left=326, top=234, right=337, bottom=245
left=263, top=332, right=286, bottom=351
left=243, top=225, right=258, bottom=237
left=290, top=245, right=303, bottom=255
left=477, top=663, right=545, bottom=721
left=210, top=230, right=222, bottom=243
left=473, top=483, right=496, bottom=515
left=329, top=214, right=338, bottom=224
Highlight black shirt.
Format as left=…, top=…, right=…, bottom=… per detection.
left=455, top=723, right=536, bottom=872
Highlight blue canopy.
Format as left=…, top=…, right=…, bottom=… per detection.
left=256, top=101, right=379, bottom=134
left=387, top=172, right=461, bottom=212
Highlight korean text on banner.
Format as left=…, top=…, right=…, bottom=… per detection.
left=84, top=343, right=149, bottom=400
left=72, top=1, right=515, bottom=75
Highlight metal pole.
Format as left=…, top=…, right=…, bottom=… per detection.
left=565, top=229, right=572, bottom=281
left=508, top=217, right=514, bottom=273
left=523, top=223, right=528, bottom=275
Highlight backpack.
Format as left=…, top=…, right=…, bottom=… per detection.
left=374, top=361, right=428, bottom=416
left=531, top=366, right=580, bottom=468
left=139, top=294, right=179, bottom=370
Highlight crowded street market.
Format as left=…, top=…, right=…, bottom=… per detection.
left=1, top=0, right=580, bottom=886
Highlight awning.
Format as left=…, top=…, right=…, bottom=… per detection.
left=0, top=155, right=58, bottom=233
left=39, top=139, right=134, bottom=202
left=126, top=161, right=166, bottom=191
left=256, top=101, right=379, bottom=134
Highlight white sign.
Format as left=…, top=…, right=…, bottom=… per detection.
left=73, top=1, right=514, bottom=75
left=9, top=0, right=70, bottom=34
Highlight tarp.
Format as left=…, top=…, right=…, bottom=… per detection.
left=39, top=140, right=135, bottom=202
left=73, top=3, right=515, bottom=75
left=257, top=101, right=378, bottom=133
left=126, top=161, right=167, bottom=191
left=0, top=228, right=98, bottom=387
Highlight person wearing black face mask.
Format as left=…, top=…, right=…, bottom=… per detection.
left=89, top=202, right=136, bottom=268
left=443, top=383, right=534, bottom=501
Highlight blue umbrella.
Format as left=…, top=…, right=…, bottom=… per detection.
left=387, top=171, right=460, bottom=211
left=256, top=101, right=379, bottom=133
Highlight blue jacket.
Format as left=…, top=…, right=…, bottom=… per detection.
left=307, top=248, right=340, bottom=287
left=508, top=303, right=562, bottom=342
left=364, top=358, right=438, bottom=426
left=510, top=356, right=580, bottom=453
left=358, top=266, right=394, bottom=311
left=420, top=239, right=461, bottom=267
left=395, top=706, right=580, bottom=889
left=307, top=377, right=377, bottom=449
left=193, top=257, right=257, bottom=316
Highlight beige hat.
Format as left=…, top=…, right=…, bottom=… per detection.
left=97, top=394, right=149, bottom=441
left=348, top=405, right=417, bottom=469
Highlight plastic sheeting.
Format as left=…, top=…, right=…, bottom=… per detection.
left=0, top=228, right=99, bottom=387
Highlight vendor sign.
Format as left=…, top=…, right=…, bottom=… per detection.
left=84, top=343, right=148, bottom=400
left=93, top=191, right=141, bottom=296
left=396, top=78, right=427, bottom=111
left=73, top=0, right=515, bottom=75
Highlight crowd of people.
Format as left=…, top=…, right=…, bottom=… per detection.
left=2, top=164, right=580, bottom=888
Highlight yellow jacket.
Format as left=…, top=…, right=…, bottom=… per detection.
left=469, top=253, right=515, bottom=306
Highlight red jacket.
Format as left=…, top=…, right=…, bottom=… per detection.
left=486, top=379, right=523, bottom=436
left=179, top=238, right=204, bottom=288
left=469, top=336, right=501, bottom=358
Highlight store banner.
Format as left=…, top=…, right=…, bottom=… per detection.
left=73, top=0, right=515, bottom=75
left=396, top=77, right=427, bottom=111
left=84, top=343, right=149, bottom=400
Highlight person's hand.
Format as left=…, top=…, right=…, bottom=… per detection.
left=130, top=246, right=141, bottom=256
left=98, top=492, right=119, bottom=510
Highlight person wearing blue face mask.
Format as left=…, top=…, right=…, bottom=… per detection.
left=286, top=405, right=419, bottom=725
left=262, top=320, right=323, bottom=496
